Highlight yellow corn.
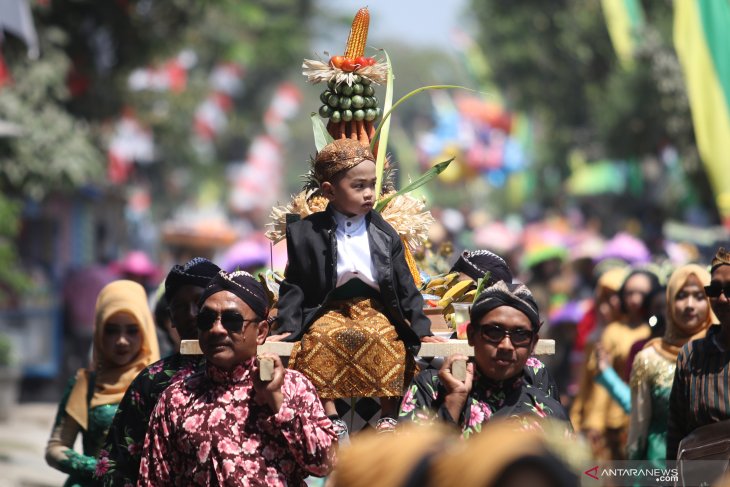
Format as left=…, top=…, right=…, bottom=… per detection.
left=402, top=237, right=422, bottom=287
left=344, top=7, right=370, bottom=59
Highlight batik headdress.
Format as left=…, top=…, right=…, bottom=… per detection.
left=312, top=138, right=376, bottom=184
left=470, top=281, right=541, bottom=331
left=711, top=247, right=730, bottom=273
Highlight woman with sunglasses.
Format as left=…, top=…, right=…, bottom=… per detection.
left=626, top=264, right=713, bottom=465
left=668, top=249, right=730, bottom=460
left=398, top=281, right=569, bottom=437
left=45, top=280, right=159, bottom=486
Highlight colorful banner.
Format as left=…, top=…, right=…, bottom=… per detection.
left=674, top=0, right=730, bottom=225
left=228, top=83, right=302, bottom=214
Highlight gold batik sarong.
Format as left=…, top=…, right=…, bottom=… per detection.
left=289, top=296, right=416, bottom=399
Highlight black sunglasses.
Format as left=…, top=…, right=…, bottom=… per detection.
left=704, top=283, right=730, bottom=298
left=196, top=308, right=258, bottom=332
left=479, top=325, right=534, bottom=346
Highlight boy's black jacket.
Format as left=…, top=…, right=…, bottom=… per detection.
left=276, top=205, right=432, bottom=355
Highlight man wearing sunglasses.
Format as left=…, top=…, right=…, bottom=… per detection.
left=98, top=257, right=219, bottom=486
left=138, top=270, right=337, bottom=486
left=668, top=248, right=730, bottom=461
left=399, top=281, right=569, bottom=436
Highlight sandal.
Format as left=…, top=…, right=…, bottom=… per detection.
left=331, top=418, right=350, bottom=446
left=375, top=417, right=398, bottom=434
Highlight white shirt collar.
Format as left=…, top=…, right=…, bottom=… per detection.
left=332, top=209, right=367, bottom=232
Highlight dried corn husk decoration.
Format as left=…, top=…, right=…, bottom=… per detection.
left=402, top=238, right=422, bottom=286
left=266, top=191, right=433, bottom=252
left=266, top=190, right=329, bottom=243
left=302, top=59, right=387, bottom=86
left=379, top=193, right=435, bottom=252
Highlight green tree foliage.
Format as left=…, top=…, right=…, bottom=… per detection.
left=0, top=27, right=101, bottom=200
left=0, top=197, right=30, bottom=305
left=0, top=0, right=314, bottom=300
left=0, top=25, right=104, bottom=305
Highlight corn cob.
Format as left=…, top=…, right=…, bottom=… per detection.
left=344, top=7, right=370, bottom=59
left=402, top=237, right=422, bottom=287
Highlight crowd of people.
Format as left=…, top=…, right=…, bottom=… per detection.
left=45, top=138, right=730, bottom=486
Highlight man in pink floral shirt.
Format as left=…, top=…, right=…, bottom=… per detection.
left=398, top=282, right=569, bottom=437
left=138, top=270, right=337, bottom=486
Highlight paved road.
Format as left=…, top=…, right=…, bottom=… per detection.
left=0, top=402, right=67, bottom=487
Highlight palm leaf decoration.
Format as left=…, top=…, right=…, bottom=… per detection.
left=367, top=49, right=475, bottom=210
left=312, top=112, right=334, bottom=152
left=473, top=272, right=491, bottom=303
left=374, top=158, right=454, bottom=212
left=373, top=49, right=395, bottom=198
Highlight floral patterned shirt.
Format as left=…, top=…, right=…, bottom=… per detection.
left=398, top=357, right=570, bottom=438
left=96, top=353, right=203, bottom=486
left=138, top=358, right=337, bottom=486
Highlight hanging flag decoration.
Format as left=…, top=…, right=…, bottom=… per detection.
left=229, top=82, right=303, bottom=214
left=0, top=50, right=11, bottom=87
left=601, top=0, right=645, bottom=69
left=194, top=63, right=245, bottom=142
left=128, top=50, right=197, bottom=93
left=107, top=110, right=155, bottom=184
left=674, top=0, right=730, bottom=227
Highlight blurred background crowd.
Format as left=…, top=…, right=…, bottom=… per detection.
left=0, top=0, right=729, bottom=454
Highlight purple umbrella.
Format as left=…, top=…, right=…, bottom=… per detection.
left=221, top=238, right=270, bottom=272
left=597, top=232, right=650, bottom=265
left=548, top=299, right=591, bottom=325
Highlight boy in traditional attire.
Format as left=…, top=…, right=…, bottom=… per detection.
left=275, top=138, right=441, bottom=435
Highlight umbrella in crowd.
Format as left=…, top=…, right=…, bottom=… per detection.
left=598, top=232, right=651, bottom=265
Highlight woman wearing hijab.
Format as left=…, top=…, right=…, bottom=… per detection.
left=668, top=248, right=730, bottom=460
left=595, top=268, right=660, bottom=459
left=627, top=264, right=713, bottom=464
left=46, top=280, right=159, bottom=486
left=569, top=267, right=627, bottom=459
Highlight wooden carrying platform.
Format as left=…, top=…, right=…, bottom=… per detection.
left=181, top=339, right=555, bottom=381
left=180, top=339, right=555, bottom=357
